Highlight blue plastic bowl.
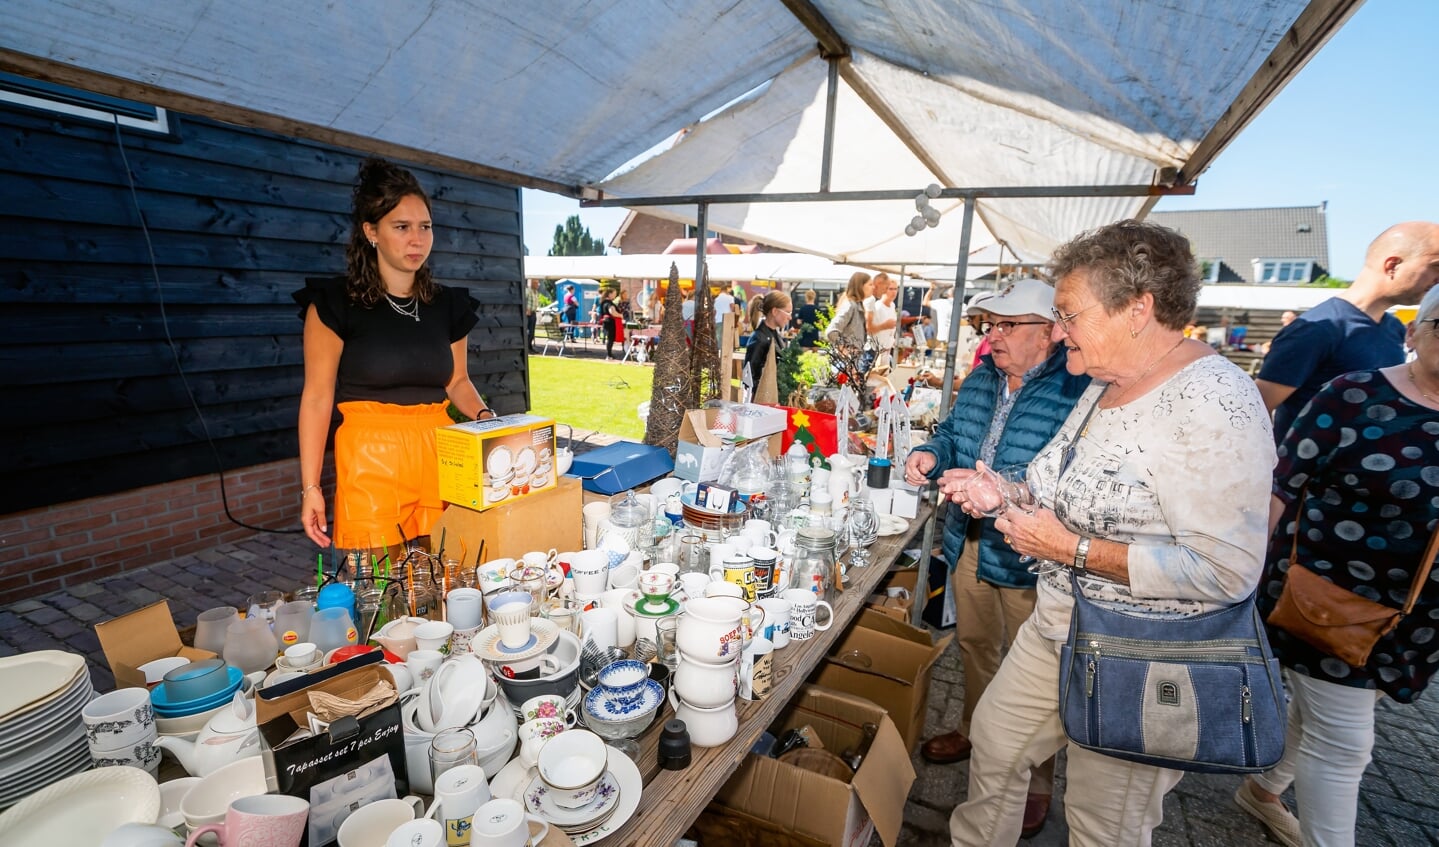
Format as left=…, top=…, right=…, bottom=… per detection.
left=151, top=665, right=243, bottom=716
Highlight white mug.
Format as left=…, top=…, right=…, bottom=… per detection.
left=598, top=589, right=637, bottom=648
left=445, top=588, right=484, bottom=630
left=337, top=796, right=426, bottom=847
left=406, top=650, right=445, bottom=684
left=582, top=502, right=612, bottom=550
left=470, top=798, right=548, bottom=847
left=517, top=717, right=567, bottom=769
left=755, top=597, right=792, bottom=649
left=580, top=608, right=619, bottom=652
left=413, top=620, right=455, bottom=653
left=743, top=519, right=778, bottom=547
left=476, top=558, right=516, bottom=595
left=427, top=764, right=491, bottom=845
left=386, top=818, right=444, bottom=847
left=781, top=588, right=833, bottom=641
left=739, top=637, right=775, bottom=701
left=569, top=550, right=609, bottom=596
left=677, top=572, right=711, bottom=601
left=608, top=562, right=640, bottom=591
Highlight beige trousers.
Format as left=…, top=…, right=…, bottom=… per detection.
left=951, top=538, right=1054, bottom=793
left=948, top=618, right=1184, bottom=846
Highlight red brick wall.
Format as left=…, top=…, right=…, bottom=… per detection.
left=0, top=459, right=310, bottom=603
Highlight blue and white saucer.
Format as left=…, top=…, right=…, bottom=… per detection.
left=583, top=679, right=663, bottom=721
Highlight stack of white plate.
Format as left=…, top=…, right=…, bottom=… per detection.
left=0, top=651, right=94, bottom=808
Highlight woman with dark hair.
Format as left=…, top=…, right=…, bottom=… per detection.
left=295, top=158, right=489, bottom=551
left=742, top=292, right=792, bottom=399
left=597, top=287, right=624, bottom=359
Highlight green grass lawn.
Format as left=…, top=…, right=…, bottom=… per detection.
left=528, top=355, right=652, bottom=440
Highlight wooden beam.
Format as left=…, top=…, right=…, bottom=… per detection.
left=0, top=49, right=586, bottom=198
left=1178, top=0, right=1365, bottom=185
left=779, top=0, right=849, bottom=59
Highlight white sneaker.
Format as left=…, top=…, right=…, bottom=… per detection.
left=1234, top=779, right=1301, bottom=847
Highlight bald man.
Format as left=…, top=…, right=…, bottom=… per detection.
left=1257, top=221, right=1439, bottom=441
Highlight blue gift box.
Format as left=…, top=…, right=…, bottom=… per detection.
left=565, top=440, right=674, bottom=494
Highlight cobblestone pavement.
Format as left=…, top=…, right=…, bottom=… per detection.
left=5, top=494, right=1439, bottom=844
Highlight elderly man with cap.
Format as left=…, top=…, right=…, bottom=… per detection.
left=904, top=277, right=1090, bottom=839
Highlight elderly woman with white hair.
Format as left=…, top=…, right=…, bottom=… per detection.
left=1235, top=284, right=1439, bottom=847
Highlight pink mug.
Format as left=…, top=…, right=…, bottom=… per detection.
left=185, top=794, right=310, bottom=847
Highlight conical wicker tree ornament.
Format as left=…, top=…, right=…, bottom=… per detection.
left=643, top=262, right=692, bottom=454
left=689, top=264, right=721, bottom=404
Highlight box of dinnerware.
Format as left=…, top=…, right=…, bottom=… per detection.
left=812, top=609, right=951, bottom=753
left=95, top=600, right=218, bottom=690
left=436, top=413, right=556, bottom=509
left=714, top=685, right=913, bottom=847
left=257, top=652, right=408, bottom=847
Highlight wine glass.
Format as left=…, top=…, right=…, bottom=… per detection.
left=996, top=466, right=1066, bottom=575
left=960, top=465, right=1010, bottom=518
left=845, top=496, right=880, bottom=568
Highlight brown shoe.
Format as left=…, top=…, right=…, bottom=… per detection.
left=1021, top=793, right=1050, bottom=839
left=919, top=730, right=972, bottom=763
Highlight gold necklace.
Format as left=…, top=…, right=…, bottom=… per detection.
left=1104, top=336, right=1186, bottom=409
left=1408, top=363, right=1438, bottom=402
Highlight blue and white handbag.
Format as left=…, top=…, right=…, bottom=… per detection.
left=1058, top=570, right=1287, bottom=774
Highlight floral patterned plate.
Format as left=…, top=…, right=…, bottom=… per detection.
left=524, top=769, right=621, bottom=829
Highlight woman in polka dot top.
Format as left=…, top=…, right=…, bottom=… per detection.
left=1240, top=284, right=1439, bottom=846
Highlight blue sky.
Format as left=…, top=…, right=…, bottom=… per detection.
left=522, top=2, right=1434, bottom=279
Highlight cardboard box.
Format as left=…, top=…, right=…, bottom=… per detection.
left=888, top=481, right=920, bottom=519
left=432, top=476, right=583, bottom=563
left=812, top=609, right=951, bottom=753
left=675, top=409, right=779, bottom=484
left=733, top=403, right=788, bottom=439
left=95, top=600, right=218, bottom=690
left=865, top=568, right=919, bottom=622
left=715, top=685, right=914, bottom=847
left=435, top=414, right=557, bottom=509
left=565, top=440, right=674, bottom=494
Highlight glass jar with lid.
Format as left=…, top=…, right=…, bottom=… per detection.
left=600, top=489, right=651, bottom=552
left=788, top=527, right=838, bottom=602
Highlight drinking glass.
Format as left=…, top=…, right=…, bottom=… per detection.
left=246, top=591, right=285, bottom=628
left=960, top=465, right=1011, bottom=518
left=272, top=600, right=314, bottom=647
left=678, top=534, right=707, bottom=575
left=310, top=607, right=358, bottom=653
left=193, top=606, right=240, bottom=656
left=542, top=598, right=581, bottom=635
left=655, top=617, right=680, bottom=674
left=222, top=617, right=279, bottom=674
left=430, top=728, right=479, bottom=783
left=291, top=585, right=319, bottom=609
left=510, top=566, right=548, bottom=614
left=845, top=497, right=880, bottom=568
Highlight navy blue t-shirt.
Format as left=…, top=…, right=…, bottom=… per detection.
left=1257, top=297, right=1405, bottom=440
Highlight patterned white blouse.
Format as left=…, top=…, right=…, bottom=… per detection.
left=1028, top=355, right=1277, bottom=642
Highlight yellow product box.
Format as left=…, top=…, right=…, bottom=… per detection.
left=435, top=414, right=557, bottom=510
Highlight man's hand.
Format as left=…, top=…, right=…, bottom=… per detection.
left=905, top=451, right=937, bottom=485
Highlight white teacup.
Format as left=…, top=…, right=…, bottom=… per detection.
left=517, top=717, right=568, bottom=768
left=536, top=730, right=607, bottom=810
left=476, top=558, right=517, bottom=594
left=519, top=694, right=579, bottom=727
left=283, top=643, right=320, bottom=668
left=703, top=580, right=744, bottom=600
left=470, top=798, right=549, bottom=847
left=781, top=588, right=834, bottom=641
left=414, top=620, right=455, bottom=653
left=677, top=572, right=711, bottom=600
left=743, top=519, right=778, bottom=547
left=491, top=595, right=534, bottom=649
left=598, top=589, right=637, bottom=648
left=580, top=608, right=619, bottom=652
left=647, top=562, right=680, bottom=578
left=608, top=562, right=640, bottom=591
left=386, top=818, right=443, bottom=847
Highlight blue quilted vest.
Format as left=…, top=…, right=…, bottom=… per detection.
left=911, top=347, right=1090, bottom=589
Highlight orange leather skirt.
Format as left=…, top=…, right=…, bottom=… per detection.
left=333, top=401, right=450, bottom=550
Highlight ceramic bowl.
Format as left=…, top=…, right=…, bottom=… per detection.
left=156, top=776, right=200, bottom=829
left=490, top=631, right=582, bottom=707
left=179, top=756, right=267, bottom=828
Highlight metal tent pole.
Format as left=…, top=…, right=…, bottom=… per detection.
left=913, top=199, right=975, bottom=627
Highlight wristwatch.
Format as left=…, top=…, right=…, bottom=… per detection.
left=1072, top=536, right=1091, bottom=577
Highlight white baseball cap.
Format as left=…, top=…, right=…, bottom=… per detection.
left=979, top=278, right=1055, bottom=318
left=962, top=290, right=996, bottom=317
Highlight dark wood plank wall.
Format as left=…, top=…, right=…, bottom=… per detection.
left=0, top=105, right=526, bottom=514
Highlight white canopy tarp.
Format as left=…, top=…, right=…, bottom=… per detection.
left=0, top=0, right=1358, bottom=271
left=526, top=252, right=938, bottom=285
